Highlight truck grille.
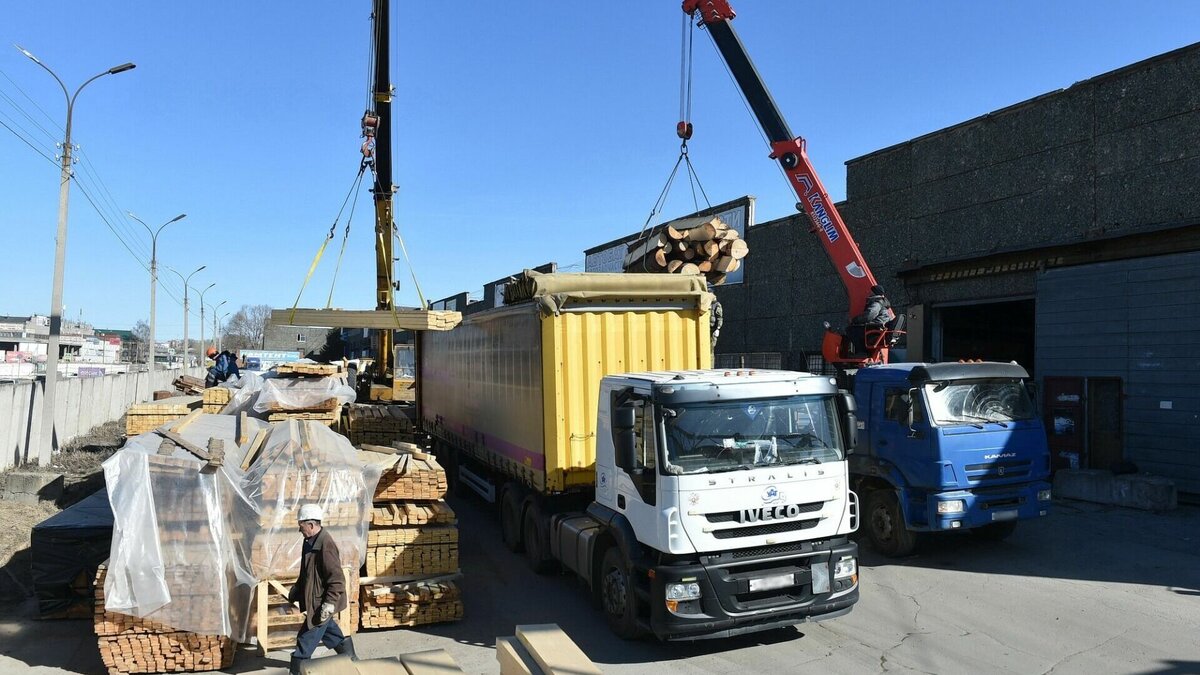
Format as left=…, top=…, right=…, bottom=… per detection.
left=965, top=460, right=1031, bottom=482
left=730, top=542, right=807, bottom=560
left=711, top=518, right=821, bottom=539
left=705, top=501, right=824, bottom=523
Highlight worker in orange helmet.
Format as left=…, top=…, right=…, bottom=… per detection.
left=204, top=346, right=240, bottom=387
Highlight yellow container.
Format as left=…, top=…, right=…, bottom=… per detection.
left=419, top=273, right=712, bottom=494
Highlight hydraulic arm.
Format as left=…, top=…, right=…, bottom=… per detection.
left=683, top=0, right=904, bottom=366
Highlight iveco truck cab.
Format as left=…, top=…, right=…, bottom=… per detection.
left=849, top=361, right=1052, bottom=556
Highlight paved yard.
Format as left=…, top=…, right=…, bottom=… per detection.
left=2, top=496, right=1197, bottom=674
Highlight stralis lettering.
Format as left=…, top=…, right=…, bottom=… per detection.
left=740, top=503, right=806, bottom=524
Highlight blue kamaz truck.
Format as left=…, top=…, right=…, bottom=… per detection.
left=848, top=361, right=1052, bottom=556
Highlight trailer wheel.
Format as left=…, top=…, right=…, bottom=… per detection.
left=866, top=489, right=917, bottom=557
left=600, top=547, right=640, bottom=639
left=500, top=487, right=523, bottom=553
left=523, top=507, right=557, bottom=575
left=972, top=521, right=1017, bottom=541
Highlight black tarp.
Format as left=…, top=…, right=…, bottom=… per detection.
left=31, top=488, right=113, bottom=617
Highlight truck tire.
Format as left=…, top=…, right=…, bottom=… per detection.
left=523, top=507, right=557, bottom=575
left=866, top=489, right=917, bottom=557
left=599, top=547, right=641, bottom=639
left=500, top=487, right=524, bottom=553
left=972, top=521, right=1017, bottom=541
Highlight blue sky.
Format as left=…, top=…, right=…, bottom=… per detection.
left=2, top=2, right=1197, bottom=337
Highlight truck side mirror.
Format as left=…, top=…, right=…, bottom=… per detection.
left=612, top=402, right=637, bottom=470
left=907, top=387, right=924, bottom=439
left=837, top=390, right=858, bottom=454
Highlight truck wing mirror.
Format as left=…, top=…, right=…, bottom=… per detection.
left=907, top=387, right=924, bottom=439
left=837, top=390, right=858, bottom=454
left=611, top=389, right=637, bottom=470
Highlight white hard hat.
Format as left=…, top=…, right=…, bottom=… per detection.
left=298, top=504, right=324, bottom=523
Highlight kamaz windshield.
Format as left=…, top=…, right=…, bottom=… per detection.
left=661, top=395, right=843, bottom=474
left=923, top=379, right=1035, bottom=426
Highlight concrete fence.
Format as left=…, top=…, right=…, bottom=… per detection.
left=0, top=367, right=204, bottom=470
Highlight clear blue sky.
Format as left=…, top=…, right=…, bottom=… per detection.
left=2, top=2, right=1197, bottom=338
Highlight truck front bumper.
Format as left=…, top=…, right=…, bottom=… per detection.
left=924, top=481, right=1051, bottom=531
left=641, top=538, right=859, bottom=641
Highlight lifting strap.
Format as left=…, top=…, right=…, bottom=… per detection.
left=288, top=162, right=369, bottom=324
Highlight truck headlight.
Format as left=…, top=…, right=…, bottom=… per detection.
left=1038, top=489, right=1052, bottom=501
left=937, top=500, right=965, bottom=514
left=833, top=557, right=857, bottom=580
left=665, top=582, right=701, bottom=601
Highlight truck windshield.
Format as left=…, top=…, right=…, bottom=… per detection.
left=923, top=379, right=1035, bottom=426
left=661, top=395, right=843, bottom=474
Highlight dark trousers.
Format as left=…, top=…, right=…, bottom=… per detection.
left=293, top=619, right=347, bottom=659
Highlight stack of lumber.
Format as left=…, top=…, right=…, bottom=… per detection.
left=125, top=396, right=202, bottom=436
left=270, top=308, right=462, bottom=332
left=94, top=564, right=235, bottom=675
left=249, top=566, right=358, bottom=656
left=344, top=404, right=417, bottom=447
left=275, top=362, right=343, bottom=376
left=201, top=387, right=231, bottom=414
left=172, top=375, right=206, bottom=395
left=359, top=442, right=462, bottom=630
left=622, top=214, right=748, bottom=285
left=496, top=624, right=602, bottom=675
left=261, top=370, right=347, bottom=428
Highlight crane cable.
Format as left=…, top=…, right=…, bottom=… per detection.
left=287, top=162, right=369, bottom=324
left=634, top=11, right=712, bottom=272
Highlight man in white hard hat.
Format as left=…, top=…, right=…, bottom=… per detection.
left=287, top=504, right=355, bottom=673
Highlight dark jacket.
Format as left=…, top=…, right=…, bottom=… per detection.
left=288, top=528, right=347, bottom=629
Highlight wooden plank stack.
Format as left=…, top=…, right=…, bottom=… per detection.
left=496, top=624, right=602, bottom=675
left=622, top=214, right=749, bottom=286
left=275, top=362, right=343, bottom=376
left=259, top=370, right=348, bottom=428
left=94, top=564, right=235, bottom=675
left=359, top=442, right=462, bottom=630
left=125, top=396, right=202, bottom=436
left=249, top=566, right=358, bottom=656
left=202, top=387, right=231, bottom=414
left=172, top=375, right=206, bottom=395
left=343, top=404, right=417, bottom=446
left=270, top=308, right=462, bottom=332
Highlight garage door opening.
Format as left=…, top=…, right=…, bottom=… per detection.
left=934, top=299, right=1035, bottom=373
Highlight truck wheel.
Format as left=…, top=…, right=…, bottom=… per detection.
left=599, top=547, right=640, bottom=639
left=523, top=507, right=557, bottom=575
left=866, top=489, right=917, bottom=557
left=500, top=487, right=523, bottom=553
left=972, top=521, right=1017, bottom=541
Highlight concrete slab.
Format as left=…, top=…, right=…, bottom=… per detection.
left=2, top=471, right=64, bottom=504
left=1054, top=469, right=1178, bottom=510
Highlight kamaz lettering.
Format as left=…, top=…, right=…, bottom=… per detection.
left=984, top=452, right=1017, bottom=460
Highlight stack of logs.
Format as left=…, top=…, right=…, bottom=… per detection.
left=94, top=563, right=235, bottom=675
left=359, top=443, right=463, bottom=630
left=343, top=404, right=417, bottom=447
left=125, top=396, right=201, bottom=436
left=622, top=214, right=748, bottom=286
left=201, top=387, right=231, bottom=414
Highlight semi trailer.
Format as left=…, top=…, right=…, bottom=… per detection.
left=418, top=272, right=860, bottom=640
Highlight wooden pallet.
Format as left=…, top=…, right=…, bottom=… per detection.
left=251, top=567, right=358, bottom=656
left=173, top=375, right=206, bottom=395
left=94, top=564, right=234, bottom=674
left=275, top=362, right=343, bottom=376
left=359, top=580, right=463, bottom=630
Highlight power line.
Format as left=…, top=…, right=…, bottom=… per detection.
left=0, top=66, right=63, bottom=135
left=0, top=111, right=57, bottom=165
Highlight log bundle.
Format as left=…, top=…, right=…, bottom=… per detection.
left=621, top=215, right=748, bottom=286
left=359, top=579, right=463, bottom=630
left=94, top=564, right=235, bottom=675
left=343, top=404, right=417, bottom=446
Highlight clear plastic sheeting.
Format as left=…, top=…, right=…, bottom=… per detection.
left=102, top=418, right=380, bottom=642
left=221, top=371, right=267, bottom=416
left=252, top=375, right=356, bottom=413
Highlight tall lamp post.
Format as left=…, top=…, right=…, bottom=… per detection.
left=198, top=282, right=215, bottom=362
left=128, top=212, right=186, bottom=373
left=210, top=301, right=227, bottom=354
left=166, top=265, right=205, bottom=368
left=18, top=46, right=135, bottom=463
left=217, top=310, right=231, bottom=353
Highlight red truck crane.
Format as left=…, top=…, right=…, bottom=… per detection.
left=683, top=0, right=905, bottom=368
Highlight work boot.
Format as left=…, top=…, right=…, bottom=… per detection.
left=289, top=655, right=303, bottom=675
left=334, top=636, right=358, bottom=661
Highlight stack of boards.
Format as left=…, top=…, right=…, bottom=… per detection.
left=343, top=403, right=417, bottom=446
left=94, top=564, right=234, bottom=675
left=125, top=396, right=201, bottom=436
left=263, top=364, right=346, bottom=427
left=359, top=443, right=463, bottom=630
left=622, top=214, right=748, bottom=286
left=201, top=387, right=231, bottom=414
left=497, top=624, right=602, bottom=675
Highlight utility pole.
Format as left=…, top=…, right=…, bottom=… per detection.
left=166, top=265, right=205, bottom=367
left=199, top=282, right=215, bottom=362
left=217, top=310, right=231, bottom=353
left=210, top=300, right=226, bottom=355
left=129, top=213, right=186, bottom=374
left=18, top=46, right=134, bottom=463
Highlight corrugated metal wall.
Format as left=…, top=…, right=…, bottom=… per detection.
left=1036, top=251, right=1200, bottom=493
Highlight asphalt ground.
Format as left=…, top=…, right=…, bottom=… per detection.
left=2, top=494, right=1198, bottom=674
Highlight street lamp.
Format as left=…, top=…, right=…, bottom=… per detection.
left=198, top=282, right=215, bottom=362
left=128, top=212, right=186, bottom=373
left=166, top=264, right=205, bottom=368
left=210, top=300, right=227, bottom=354
left=217, top=310, right=231, bottom=353
left=18, top=45, right=135, bottom=463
